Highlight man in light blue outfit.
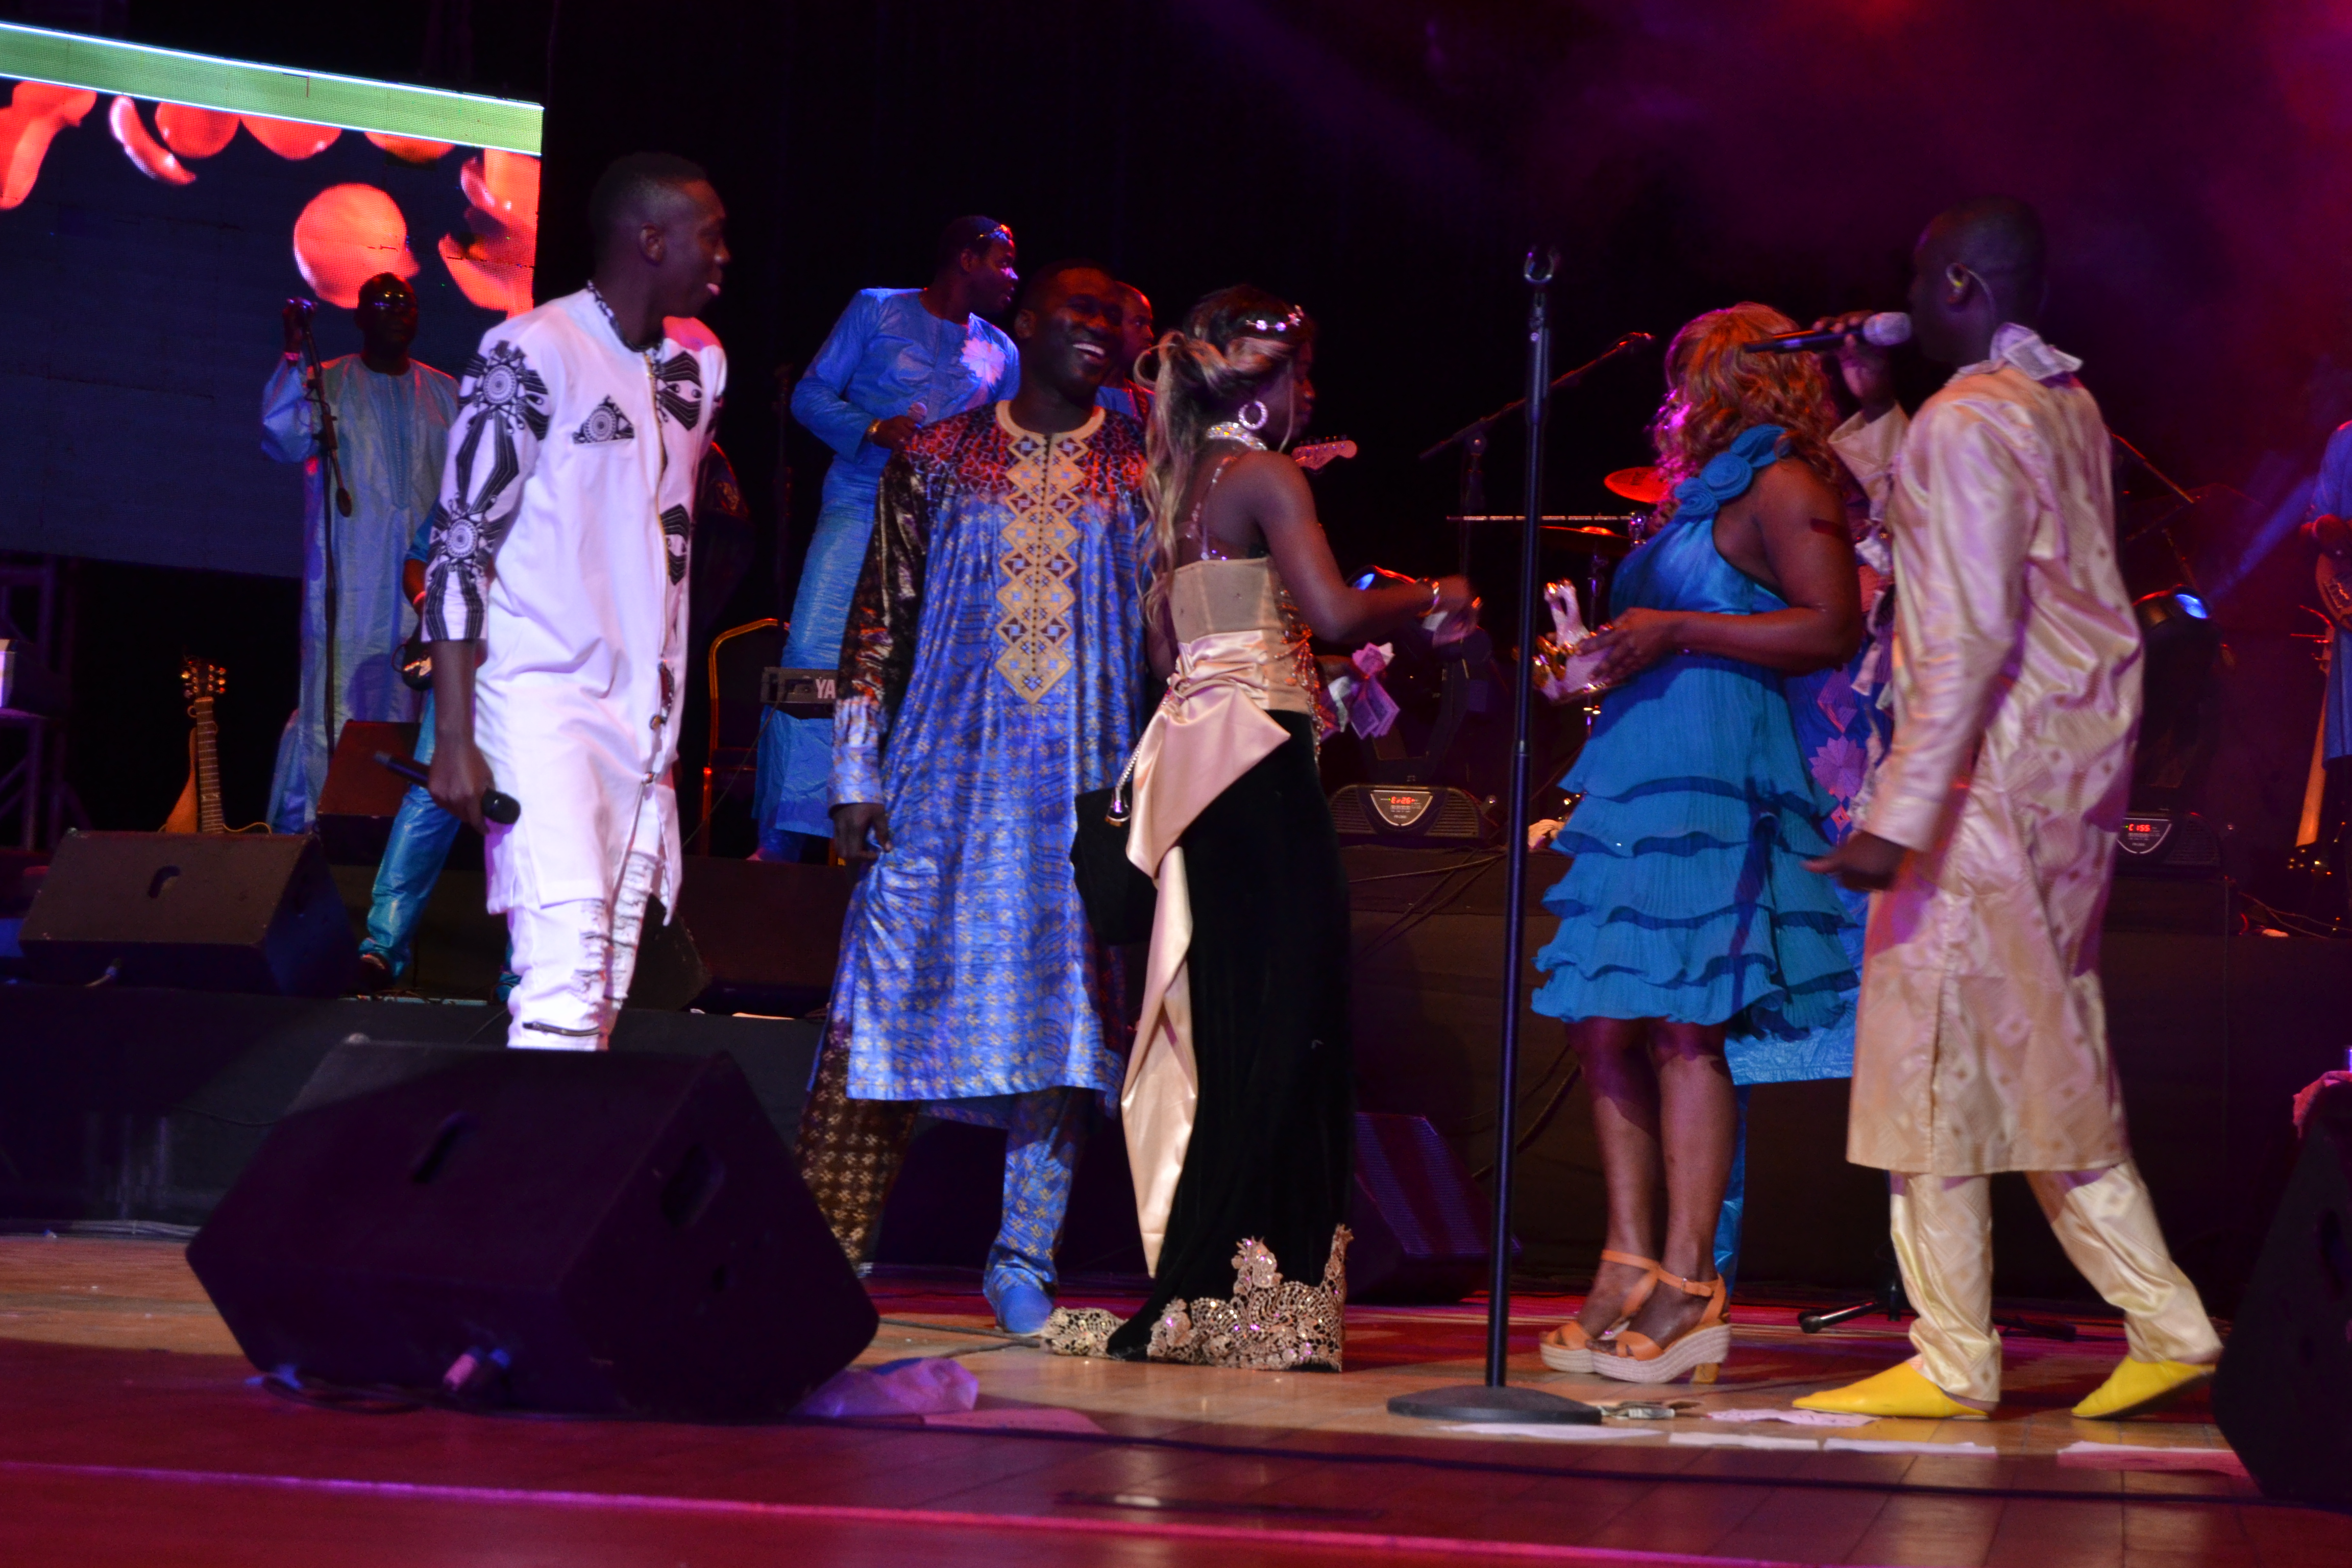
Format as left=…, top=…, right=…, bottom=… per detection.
left=755, top=216, right=1020, bottom=857
left=260, top=275, right=457, bottom=831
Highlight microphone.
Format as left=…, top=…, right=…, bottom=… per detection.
left=1742, top=312, right=1910, bottom=355
left=374, top=751, right=521, bottom=826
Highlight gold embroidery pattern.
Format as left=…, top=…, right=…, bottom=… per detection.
left=792, top=1016, right=917, bottom=1264
left=1039, top=1227, right=1351, bottom=1373
left=995, top=423, right=1090, bottom=703
left=1038, top=1305, right=1120, bottom=1358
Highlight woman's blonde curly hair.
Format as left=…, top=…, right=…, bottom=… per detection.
left=1650, top=302, right=1842, bottom=520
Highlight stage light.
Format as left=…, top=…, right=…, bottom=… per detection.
left=2135, top=587, right=2219, bottom=645
left=2131, top=586, right=2223, bottom=816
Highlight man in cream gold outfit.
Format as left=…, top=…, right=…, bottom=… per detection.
left=1801, top=198, right=2221, bottom=1422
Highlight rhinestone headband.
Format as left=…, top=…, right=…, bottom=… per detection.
left=1239, top=305, right=1305, bottom=336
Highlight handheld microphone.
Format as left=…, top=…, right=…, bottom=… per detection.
left=375, top=751, right=521, bottom=826
left=1742, top=312, right=1910, bottom=355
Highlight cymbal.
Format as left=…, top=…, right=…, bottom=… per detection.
left=1541, top=525, right=1633, bottom=557
left=1604, top=466, right=1667, bottom=505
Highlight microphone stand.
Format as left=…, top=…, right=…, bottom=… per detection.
left=1389, top=249, right=1600, bottom=1426
left=293, top=302, right=355, bottom=803
left=1420, top=330, right=1653, bottom=580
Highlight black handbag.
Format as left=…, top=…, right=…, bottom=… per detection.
left=1070, top=767, right=1158, bottom=945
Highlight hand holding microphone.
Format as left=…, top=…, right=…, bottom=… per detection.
left=1757, top=310, right=1907, bottom=422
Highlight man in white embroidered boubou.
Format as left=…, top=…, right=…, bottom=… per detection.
left=798, top=261, right=1151, bottom=1336
left=421, top=153, right=729, bottom=1048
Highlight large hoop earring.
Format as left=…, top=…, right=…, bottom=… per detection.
left=1238, top=400, right=1268, bottom=432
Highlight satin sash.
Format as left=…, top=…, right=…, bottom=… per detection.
left=1119, top=629, right=1292, bottom=1271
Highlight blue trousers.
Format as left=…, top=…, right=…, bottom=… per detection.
left=360, top=694, right=460, bottom=978
left=758, top=490, right=878, bottom=851
left=1712, top=1085, right=1751, bottom=1295
left=934, top=1089, right=1086, bottom=1296
left=359, top=694, right=515, bottom=997
left=794, top=1022, right=1085, bottom=1294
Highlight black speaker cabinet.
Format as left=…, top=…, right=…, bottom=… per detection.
left=187, top=1049, right=876, bottom=1419
left=2213, top=1082, right=2352, bottom=1506
left=1349, top=1111, right=1509, bottom=1303
left=20, top=830, right=357, bottom=996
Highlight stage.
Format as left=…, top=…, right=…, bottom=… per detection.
left=1, top=1235, right=2338, bottom=1567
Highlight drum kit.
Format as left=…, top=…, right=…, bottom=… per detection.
left=1440, top=464, right=1668, bottom=705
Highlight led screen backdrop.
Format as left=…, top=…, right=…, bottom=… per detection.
left=0, top=24, right=540, bottom=576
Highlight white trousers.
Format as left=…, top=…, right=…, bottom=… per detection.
left=1890, top=1159, right=2223, bottom=1403
left=505, top=846, right=664, bottom=1050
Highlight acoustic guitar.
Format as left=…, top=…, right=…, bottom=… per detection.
left=160, top=656, right=227, bottom=835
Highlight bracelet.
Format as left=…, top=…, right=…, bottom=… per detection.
left=1423, top=579, right=1442, bottom=615
left=864, top=417, right=884, bottom=445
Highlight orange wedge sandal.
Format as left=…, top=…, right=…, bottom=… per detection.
left=1538, top=1251, right=1660, bottom=1374
left=1590, top=1265, right=1729, bottom=1385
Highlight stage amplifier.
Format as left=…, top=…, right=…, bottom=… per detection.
left=761, top=666, right=837, bottom=718
left=1330, top=783, right=1494, bottom=847
left=2114, top=808, right=2222, bottom=878
left=1350, top=1111, right=1511, bottom=1303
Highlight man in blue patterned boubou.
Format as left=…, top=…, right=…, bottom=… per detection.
left=794, top=261, right=1152, bottom=1335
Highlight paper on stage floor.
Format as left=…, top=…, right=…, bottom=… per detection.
left=1438, top=1423, right=1659, bottom=1441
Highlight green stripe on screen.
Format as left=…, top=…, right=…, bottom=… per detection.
left=0, top=22, right=540, bottom=154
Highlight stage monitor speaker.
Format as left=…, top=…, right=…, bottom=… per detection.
left=2114, top=809, right=2223, bottom=878
left=20, top=830, right=357, bottom=996
left=2213, top=1081, right=2352, bottom=1506
left=1349, top=1111, right=1510, bottom=1303
left=671, top=857, right=851, bottom=1015
left=1330, top=783, right=1494, bottom=848
left=315, top=719, right=424, bottom=864
left=188, top=1048, right=875, bottom=1419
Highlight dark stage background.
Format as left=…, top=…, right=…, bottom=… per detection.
left=12, top=0, right=2352, bottom=1307
left=25, top=0, right=2351, bottom=881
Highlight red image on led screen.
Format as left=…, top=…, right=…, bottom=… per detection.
left=0, top=67, right=541, bottom=576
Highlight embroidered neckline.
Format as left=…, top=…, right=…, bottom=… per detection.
left=995, top=401, right=1104, bottom=445
left=585, top=281, right=665, bottom=358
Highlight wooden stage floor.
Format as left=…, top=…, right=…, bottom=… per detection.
left=1, top=1237, right=2343, bottom=1567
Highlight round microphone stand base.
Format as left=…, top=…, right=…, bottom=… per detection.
left=1386, top=1384, right=1601, bottom=1424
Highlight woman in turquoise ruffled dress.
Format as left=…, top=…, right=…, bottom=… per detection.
left=1531, top=303, right=1863, bottom=1385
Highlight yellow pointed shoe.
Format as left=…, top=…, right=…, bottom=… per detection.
left=1794, top=1361, right=1991, bottom=1420
left=2070, top=1357, right=2214, bottom=1420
